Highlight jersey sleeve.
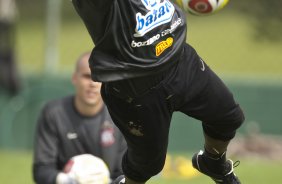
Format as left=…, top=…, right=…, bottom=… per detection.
left=73, top=0, right=114, bottom=9
left=92, top=0, right=114, bottom=6
left=32, top=105, right=60, bottom=184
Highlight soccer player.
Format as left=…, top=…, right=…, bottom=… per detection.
left=71, top=1, right=245, bottom=184
left=32, top=52, right=127, bottom=184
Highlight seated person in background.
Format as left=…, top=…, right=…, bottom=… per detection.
left=33, top=52, right=127, bottom=184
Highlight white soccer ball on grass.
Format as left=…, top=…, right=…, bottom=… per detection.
left=63, top=154, right=110, bottom=184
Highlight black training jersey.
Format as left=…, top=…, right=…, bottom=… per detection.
left=33, top=96, right=126, bottom=184
left=72, top=0, right=187, bottom=82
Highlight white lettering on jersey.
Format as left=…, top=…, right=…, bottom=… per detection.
left=131, top=34, right=161, bottom=47
left=161, top=18, right=182, bottom=36
left=134, top=0, right=175, bottom=37
left=131, top=18, right=182, bottom=48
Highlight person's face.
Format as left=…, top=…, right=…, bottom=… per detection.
left=72, top=56, right=102, bottom=107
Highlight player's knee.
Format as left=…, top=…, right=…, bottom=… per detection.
left=139, top=151, right=166, bottom=177
left=223, top=106, right=245, bottom=139
left=232, top=106, right=245, bottom=129
left=123, top=150, right=166, bottom=181
left=203, top=106, right=245, bottom=141
left=221, top=105, right=245, bottom=132
left=148, top=155, right=166, bottom=175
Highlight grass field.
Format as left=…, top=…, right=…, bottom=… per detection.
left=17, top=11, right=282, bottom=80
left=1, top=150, right=281, bottom=184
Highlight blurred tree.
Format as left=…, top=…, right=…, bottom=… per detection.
left=232, top=0, right=282, bottom=42
left=15, top=0, right=282, bottom=43
left=0, top=0, right=21, bottom=95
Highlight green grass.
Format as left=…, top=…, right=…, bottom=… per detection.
left=1, top=150, right=281, bottom=184
left=17, top=11, right=282, bottom=80
left=0, top=150, right=33, bottom=184
left=149, top=159, right=282, bottom=184
left=186, top=13, right=282, bottom=80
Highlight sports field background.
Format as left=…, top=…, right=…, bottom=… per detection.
left=17, top=0, right=282, bottom=79
left=0, top=150, right=281, bottom=184
left=0, top=0, right=282, bottom=184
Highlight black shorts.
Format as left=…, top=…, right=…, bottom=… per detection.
left=101, top=43, right=244, bottom=182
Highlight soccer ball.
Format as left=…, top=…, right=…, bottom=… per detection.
left=180, top=0, right=229, bottom=15
left=63, top=154, right=110, bottom=184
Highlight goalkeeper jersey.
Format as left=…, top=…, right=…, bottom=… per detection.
left=72, top=0, right=187, bottom=82
left=33, top=96, right=126, bottom=184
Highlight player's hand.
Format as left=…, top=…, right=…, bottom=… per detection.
left=56, top=172, right=78, bottom=184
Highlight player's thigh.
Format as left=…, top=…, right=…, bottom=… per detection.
left=101, top=82, right=173, bottom=158
left=179, top=66, right=243, bottom=126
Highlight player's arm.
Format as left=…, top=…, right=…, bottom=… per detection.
left=32, top=105, right=74, bottom=184
left=32, top=105, right=59, bottom=184
left=72, top=0, right=114, bottom=9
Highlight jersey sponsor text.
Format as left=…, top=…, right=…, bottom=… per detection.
left=134, top=0, right=175, bottom=37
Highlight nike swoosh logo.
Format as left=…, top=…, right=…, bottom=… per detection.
left=199, top=58, right=205, bottom=71
left=67, top=133, right=78, bottom=139
left=213, top=178, right=223, bottom=183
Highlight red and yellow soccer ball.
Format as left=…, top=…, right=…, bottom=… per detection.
left=179, top=0, right=229, bottom=15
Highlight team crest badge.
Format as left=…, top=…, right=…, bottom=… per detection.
left=101, top=121, right=115, bottom=146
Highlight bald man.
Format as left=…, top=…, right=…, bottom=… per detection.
left=33, top=52, right=127, bottom=184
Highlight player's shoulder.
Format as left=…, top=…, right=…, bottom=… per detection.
left=42, top=95, right=73, bottom=115
left=103, top=106, right=115, bottom=122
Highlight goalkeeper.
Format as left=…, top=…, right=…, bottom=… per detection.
left=32, top=52, right=127, bottom=184
left=70, top=0, right=245, bottom=184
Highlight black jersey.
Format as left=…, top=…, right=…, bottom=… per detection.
left=72, top=0, right=187, bottom=82
left=33, top=96, right=126, bottom=184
